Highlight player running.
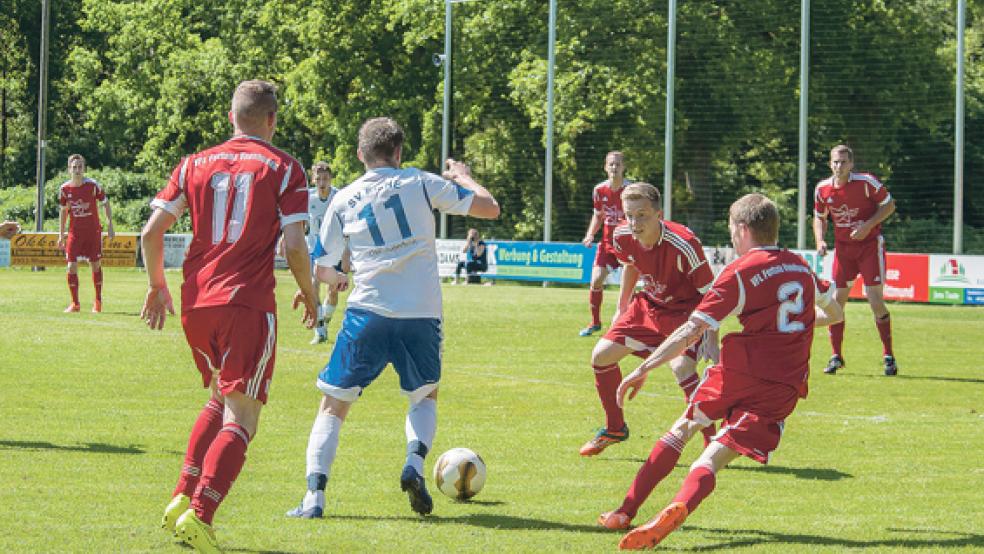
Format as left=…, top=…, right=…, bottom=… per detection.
left=597, top=193, right=843, bottom=549
left=58, top=154, right=115, bottom=313
left=580, top=182, right=717, bottom=457
left=141, top=80, right=319, bottom=554
left=579, top=151, right=629, bottom=336
left=286, top=117, right=499, bottom=519
left=305, top=161, right=343, bottom=345
left=814, top=144, right=898, bottom=376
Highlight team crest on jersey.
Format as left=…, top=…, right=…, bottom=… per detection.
left=829, top=204, right=859, bottom=225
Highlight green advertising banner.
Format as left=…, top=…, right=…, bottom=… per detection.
left=928, top=287, right=963, bottom=305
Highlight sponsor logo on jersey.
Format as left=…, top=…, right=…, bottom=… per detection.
left=829, top=204, right=859, bottom=226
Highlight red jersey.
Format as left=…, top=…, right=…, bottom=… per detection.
left=612, top=219, right=713, bottom=314
left=692, top=247, right=833, bottom=396
left=592, top=180, right=628, bottom=246
left=151, top=136, right=308, bottom=313
left=59, top=179, right=106, bottom=234
left=814, top=173, right=891, bottom=244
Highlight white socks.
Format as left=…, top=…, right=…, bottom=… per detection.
left=303, top=413, right=342, bottom=509
left=405, top=398, right=437, bottom=474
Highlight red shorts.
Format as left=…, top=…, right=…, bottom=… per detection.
left=832, top=236, right=885, bottom=288
left=594, top=242, right=620, bottom=272
left=181, top=305, right=277, bottom=404
left=65, top=230, right=102, bottom=262
left=603, top=298, right=699, bottom=360
left=686, top=365, right=799, bottom=464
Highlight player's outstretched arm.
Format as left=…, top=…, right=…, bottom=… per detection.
left=618, top=318, right=709, bottom=407
left=443, top=159, right=500, bottom=220
left=140, top=208, right=177, bottom=330
left=283, top=221, right=318, bottom=329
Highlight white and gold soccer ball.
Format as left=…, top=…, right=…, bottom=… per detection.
left=433, top=447, right=486, bottom=500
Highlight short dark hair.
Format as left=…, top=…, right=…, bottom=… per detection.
left=358, top=117, right=404, bottom=164
left=231, top=80, right=278, bottom=126
left=621, top=182, right=662, bottom=210
left=729, top=193, right=779, bottom=244
left=312, top=161, right=331, bottom=175
left=830, top=144, right=854, bottom=161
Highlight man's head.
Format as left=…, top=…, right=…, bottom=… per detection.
left=728, top=193, right=779, bottom=255
left=604, top=151, right=625, bottom=183
left=312, top=161, right=332, bottom=194
left=67, top=154, right=86, bottom=176
left=358, top=117, right=404, bottom=167
left=621, top=182, right=663, bottom=242
left=229, top=80, right=278, bottom=140
left=828, top=144, right=854, bottom=182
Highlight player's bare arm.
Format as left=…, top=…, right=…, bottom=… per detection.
left=617, top=317, right=709, bottom=408
left=443, top=158, right=500, bottom=219
left=582, top=211, right=602, bottom=247
left=850, top=198, right=895, bottom=241
left=58, top=206, right=68, bottom=249
left=813, top=214, right=828, bottom=256
left=284, top=221, right=319, bottom=328
left=614, top=263, right=640, bottom=322
left=102, top=199, right=115, bottom=239
left=814, top=290, right=844, bottom=327
left=139, top=208, right=177, bottom=330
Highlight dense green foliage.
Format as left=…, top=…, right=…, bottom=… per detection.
left=1, top=1, right=983, bottom=250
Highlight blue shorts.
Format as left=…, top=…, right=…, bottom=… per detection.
left=317, top=308, right=442, bottom=403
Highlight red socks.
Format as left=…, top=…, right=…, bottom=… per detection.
left=828, top=321, right=845, bottom=357
left=618, top=432, right=686, bottom=518
left=672, top=465, right=717, bottom=514
left=593, top=363, right=624, bottom=431
left=174, top=399, right=225, bottom=498
left=92, top=269, right=103, bottom=301
left=876, top=314, right=893, bottom=356
left=192, top=422, right=251, bottom=524
left=589, top=289, right=603, bottom=326
left=67, top=273, right=80, bottom=304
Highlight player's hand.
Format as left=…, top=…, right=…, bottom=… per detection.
left=332, top=273, right=350, bottom=293
left=697, top=329, right=720, bottom=363
left=581, top=236, right=593, bottom=248
left=617, top=368, right=649, bottom=408
left=443, top=158, right=472, bottom=181
left=141, top=285, right=174, bottom=330
left=816, top=241, right=828, bottom=257
left=292, top=289, right=318, bottom=329
left=57, top=236, right=66, bottom=250
left=850, top=223, right=871, bottom=241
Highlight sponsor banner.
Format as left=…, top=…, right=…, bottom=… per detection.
left=0, top=239, right=9, bottom=267
left=164, top=234, right=192, bottom=268
left=929, top=287, right=964, bottom=305
left=847, top=253, right=929, bottom=302
left=488, top=241, right=592, bottom=283
left=437, top=239, right=468, bottom=277
left=928, top=255, right=984, bottom=289
left=964, top=289, right=984, bottom=305
left=10, top=232, right=139, bottom=267
left=790, top=249, right=834, bottom=281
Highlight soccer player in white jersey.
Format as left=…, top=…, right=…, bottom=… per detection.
left=307, top=161, right=341, bottom=344
left=286, top=117, right=500, bottom=518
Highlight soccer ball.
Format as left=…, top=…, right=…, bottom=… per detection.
left=433, top=447, right=486, bottom=500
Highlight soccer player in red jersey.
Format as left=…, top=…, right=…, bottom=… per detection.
left=580, top=182, right=718, bottom=457
left=598, top=194, right=843, bottom=549
left=140, top=80, right=319, bottom=554
left=579, top=151, right=629, bottom=336
left=814, top=144, right=898, bottom=376
left=57, top=154, right=114, bottom=313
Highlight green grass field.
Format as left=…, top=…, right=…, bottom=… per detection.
left=1, top=267, right=982, bottom=553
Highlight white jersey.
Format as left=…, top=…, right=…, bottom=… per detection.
left=316, top=167, right=474, bottom=319
left=307, top=187, right=337, bottom=252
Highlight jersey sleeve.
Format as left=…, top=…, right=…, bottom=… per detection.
left=422, top=171, right=475, bottom=216
left=92, top=180, right=107, bottom=204
left=150, top=158, right=189, bottom=218
left=315, top=205, right=345, bottom=268
left=814, top=185, right=827, bottom=218
left=686, top=240, right=714, bottom=293
left=692, top=262, right=745, bottom=330
left=611, top=228, right=633, bottom=264
left=58, top=185, right=67, bottom=207
left=867, top=175, right=891, bottom=206
left=592, top=186, right=603, bottom=214
left=278, top=159, right=309, bottom=228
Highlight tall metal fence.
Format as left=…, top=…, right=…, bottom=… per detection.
left=442, top=0, right=977, bottom=255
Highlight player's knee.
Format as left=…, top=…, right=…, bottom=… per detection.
left=690, top=459, right=716, bottom=474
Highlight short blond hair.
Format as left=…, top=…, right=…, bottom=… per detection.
left=358, top=117, right=404, bottom=164
left=311, top=161, right=331, bottom=175
left=621, top=182, right=661, bottom=210
left=830, top=144, right=853, bottom=161
left=67, top=153, right=85, bottom=165
left=231, top=80, right=278, bottom=126
left=729, top=193, right=779, bottom=244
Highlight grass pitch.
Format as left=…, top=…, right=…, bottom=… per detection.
left=0, top=267, right=982, bottom=553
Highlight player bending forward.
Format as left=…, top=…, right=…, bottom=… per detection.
left=286, top=117, right=499, bottom=519
left=580, top=182, right=717, bottom=457
left=599, top=193, right=843, bottom=549
left=142, top=80, right=319, bottom=554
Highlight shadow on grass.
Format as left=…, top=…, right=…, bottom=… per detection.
left=326, top=512, right=612, bottom=534
left=0, top=439, right=144, bottom=454
left=594, top=458, right=851, bottom=481
left=833, top=373, right=984, bottom=385
left=676, top=525, right=984, bottom=551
